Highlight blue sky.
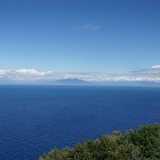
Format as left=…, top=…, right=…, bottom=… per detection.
left=0, top=0, right=160, bottom=82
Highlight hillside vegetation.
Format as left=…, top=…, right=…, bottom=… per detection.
left=39, top=123, right=160, bottom=160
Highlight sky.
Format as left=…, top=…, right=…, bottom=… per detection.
left=0, top=0, right=160, bottom=83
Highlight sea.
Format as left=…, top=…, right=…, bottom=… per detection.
left=0, top=85, right=160, bottom=160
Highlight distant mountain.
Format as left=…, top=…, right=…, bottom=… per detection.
left=53, top=78, right=89, bottom=85
left=1, top=78, right=160, bottom=87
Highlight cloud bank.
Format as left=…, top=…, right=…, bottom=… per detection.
left=0, top=65, right=160, bottom=84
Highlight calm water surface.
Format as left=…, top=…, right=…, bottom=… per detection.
left=0, top=85, right=160, bottom=160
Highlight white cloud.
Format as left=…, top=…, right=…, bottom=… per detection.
left=151, top=65, right=160, bottom=69
left=15, top=69, right=53, bottom=76
left=75, top=23, right=100, bottom=31
left=131, top=65, right=160, bottom=75
left=0, top=69, right=10, bottom=75
left=0, top=69, right=54, bottom=81
left=0, top=65, right=160, bottom=83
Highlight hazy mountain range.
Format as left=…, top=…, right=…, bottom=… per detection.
left=1, top=78, right=160, bottom=87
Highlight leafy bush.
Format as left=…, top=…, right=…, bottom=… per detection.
left=39, top=123, right=160, bottom=160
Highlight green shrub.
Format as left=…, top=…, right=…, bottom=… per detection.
left=39, top=123, right=160, bottom=160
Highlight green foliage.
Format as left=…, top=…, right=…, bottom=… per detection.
left=39, top=123, right=160, bottom=160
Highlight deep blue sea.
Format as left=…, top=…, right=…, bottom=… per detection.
left=0, top=85, right=160, bottom=160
